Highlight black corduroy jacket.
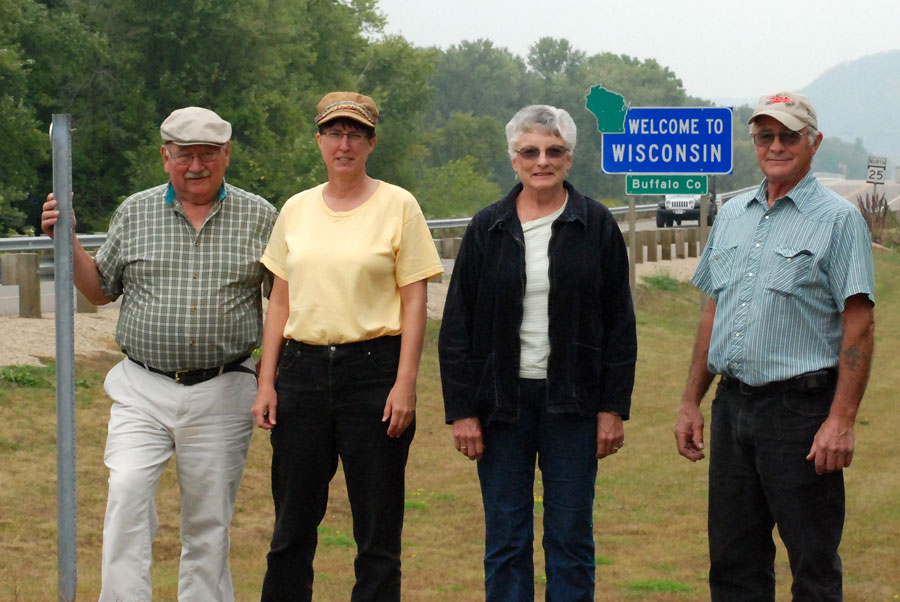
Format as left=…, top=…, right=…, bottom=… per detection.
left=439, top=181, right=637, bottom=426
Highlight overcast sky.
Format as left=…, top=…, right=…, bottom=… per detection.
left=375, top=0, right=900, bottom=105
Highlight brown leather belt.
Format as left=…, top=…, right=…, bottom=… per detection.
left=128, top=355, right=255, bottom=386
left=720, top=369, right=836, bottom=397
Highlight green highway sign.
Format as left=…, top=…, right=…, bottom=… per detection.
left=626, top=174, right=708, bottom=195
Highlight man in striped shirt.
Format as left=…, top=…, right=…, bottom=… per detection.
left=42, top=107, right=277, bottom=601
left=674, top=91, right=874, bottom=601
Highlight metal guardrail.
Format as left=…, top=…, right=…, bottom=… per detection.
left=9, top=191, right=799, bottom=257
left=425, top=217, right=472, bottom=230
left=0, top=180, right=852, bottom=255
left=614, top=204, right=657, bottom=215
left=0, top=208, right=664, bottom=254
left=720, top=185, right=757, bottom=201
left=0, top=233, right=107, bottom=253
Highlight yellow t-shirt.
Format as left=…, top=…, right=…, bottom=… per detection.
left=261, top=181, right=443, bottom=344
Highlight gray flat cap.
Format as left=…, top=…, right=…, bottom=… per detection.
left=160, top=107, right=231, bottom=146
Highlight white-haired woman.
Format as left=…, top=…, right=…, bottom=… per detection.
left=438, top=104, right=637, bottom=601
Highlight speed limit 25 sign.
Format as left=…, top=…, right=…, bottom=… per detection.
left=867, top=156, right=886, bottom=184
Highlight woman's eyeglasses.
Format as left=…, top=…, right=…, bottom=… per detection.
left=322, top=130, right=368, bottom=143
left=515, top=146, right=569, bottom=161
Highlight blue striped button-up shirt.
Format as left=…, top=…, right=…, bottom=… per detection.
left=692, top=171, right=874, bottom=386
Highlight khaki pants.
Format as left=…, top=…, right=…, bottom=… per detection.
left=99, top=358, right=256, bottom=602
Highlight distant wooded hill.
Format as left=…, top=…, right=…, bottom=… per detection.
left=803, top=50, right=900, bottom=163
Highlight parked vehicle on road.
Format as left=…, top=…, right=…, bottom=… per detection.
left=656, top=194, right=716, bottom=227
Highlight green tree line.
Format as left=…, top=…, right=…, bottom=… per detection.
left=0, top=0, right=873, bottom=234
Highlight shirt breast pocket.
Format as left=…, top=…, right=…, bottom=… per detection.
left=765, top=247, right=813, bottom=296
left=708, top=245, right=738, bottom=293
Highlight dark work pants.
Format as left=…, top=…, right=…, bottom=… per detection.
left=260, top=336, right=413, bottom=602
left=708, top=379, right=844, bottom=602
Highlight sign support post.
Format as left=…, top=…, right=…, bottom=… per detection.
left=52, top=114, right=78, bottom=602
left=628, top=195, right=637, bottom=307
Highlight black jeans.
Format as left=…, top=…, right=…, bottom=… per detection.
left=708, top=377, right=844, bottom=602
left=260, top=336, right=414, bottom=602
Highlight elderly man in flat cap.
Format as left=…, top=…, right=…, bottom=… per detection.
left=673, top=91, right=875, bottom=600
left=42, top=107, right=277, bottom=601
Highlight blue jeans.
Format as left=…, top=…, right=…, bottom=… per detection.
left=477, top=378, right=598, bottom=602
left=260, top=336, right=414, bottom=602
left=709, top=378, right=844, bottom=602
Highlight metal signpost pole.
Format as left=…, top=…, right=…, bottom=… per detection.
left=699, top=194, right=709, bottom=248
left=628, top=195, right=637, bottom=307
left=51, top=114, right=77, bottom=602
left=698, top=195, right=710, bottom=312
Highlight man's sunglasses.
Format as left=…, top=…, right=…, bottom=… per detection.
left=751, top=130, right=807, bottom=147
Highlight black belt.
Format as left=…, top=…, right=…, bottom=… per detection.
left=721, top=369, right=836, bottom=397
left=128, top=355, right=255, bottom=386
left=283, top=335, right=401, bottom=354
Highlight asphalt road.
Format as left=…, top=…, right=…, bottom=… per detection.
left=0, top=279, right=121, bottom=316
left=649, top=178, right=900, bottom=231
left=0, top=280, right=58, bottom=316
left=823, top=178, right=900, bottom=210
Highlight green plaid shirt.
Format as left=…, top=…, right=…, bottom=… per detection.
left=95, top=182, right=277, bottom=371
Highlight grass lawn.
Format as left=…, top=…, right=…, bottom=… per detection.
left=2, top=248, right=899, bottom=601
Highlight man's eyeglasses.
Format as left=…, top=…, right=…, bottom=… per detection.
left=168, top=148, right=222, bottom=165
left=322, top=130, right=368, bottom=143
left=515, top=146, right=569, bottom=161
left=751, top=130, right=807, bottom=148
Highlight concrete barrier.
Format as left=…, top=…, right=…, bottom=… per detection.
left=0, top=253, right=18, bottom=285
left=440, top=237, right=462, bottom=260
left=76, top=251, right=98, bottom=313
left=431, top=240, right=444, bottom=283
left=623, top=228, right=709, bottom=266
left=633, top=234, right=643, bottom=263
left=687, top=229, right=699, bottom=258
left=645, top=230, right=659, bottom=262
left=76, top=289, right=97, bottom=314
left=16, top=253, right=41, bottom=318
left=675, top=229, right=687, bottom=259
left=660, top=230, right=673, bottom=261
